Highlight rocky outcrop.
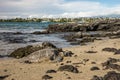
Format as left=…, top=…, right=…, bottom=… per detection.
left=47, top=20, right=120, bottom=33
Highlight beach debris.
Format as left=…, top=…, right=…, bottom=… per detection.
left=58, top=65, right=79, bottom=73
left=42, top=75, right=53, bottom=80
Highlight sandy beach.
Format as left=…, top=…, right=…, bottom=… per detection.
left=0, top=38, right=120, bottom=80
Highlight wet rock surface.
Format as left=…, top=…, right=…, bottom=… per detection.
left=58, top=65, right=79, bottom=73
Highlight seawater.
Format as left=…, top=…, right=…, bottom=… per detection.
left=0, top=22, right=54, bottom=33
left=0, top=22, right=71, bottom=56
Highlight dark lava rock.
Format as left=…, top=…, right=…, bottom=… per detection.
left=102, top=48, right=117, bottom=52
left=0, top=75, right=9, bottom=80
left=91, top=75, right=103, bottom=80
left=90, top=66, right=100, bottom=71
left=91, top=71, right=120, bottom=80
left=42, top=42, right=57, bottom=49
left=114, top=49, right=120, bottom=55
left=102, top=58, right=120, bottom=71
left=104, top=71, right=120, bottom=80
left=58, top=65, right=79, bottom=73
left=63, top=51, right=74, bottom=57
left=46, top=70, right=57, bottom=73
left=47, top=23, right=80, bottom=32
left=42, top=75, right=53, bottom=80
left=86, top=51, right=97, bottom=53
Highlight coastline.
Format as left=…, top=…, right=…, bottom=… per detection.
left=0, top=38, right=120, bottom=80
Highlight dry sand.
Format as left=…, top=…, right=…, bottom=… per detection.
left=0, top=38, right=120, bottom=80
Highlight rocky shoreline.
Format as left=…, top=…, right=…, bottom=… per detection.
left=0, top=19, right=120, bottom=80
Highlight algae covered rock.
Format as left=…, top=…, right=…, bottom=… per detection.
left=9, top=45, right=42, bottom=58
left=9, top=42, right=57, bottom=59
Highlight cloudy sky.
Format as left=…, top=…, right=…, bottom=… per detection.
left=0, top=0, right=120, bottom=18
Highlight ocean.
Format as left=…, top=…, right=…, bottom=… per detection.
left=0, top=22, right=71, bottom=56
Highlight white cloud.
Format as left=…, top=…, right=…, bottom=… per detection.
left=0, top=0, right=120, bottom=18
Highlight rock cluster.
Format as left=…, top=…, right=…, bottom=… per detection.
left=47, top=20, right=120, bottom=33
left=91, top=71, right=120, bottom=80
left=102, top=58, right=120, bottom=71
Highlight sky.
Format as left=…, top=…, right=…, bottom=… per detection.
left=0, top=0, right=120, bottom=18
